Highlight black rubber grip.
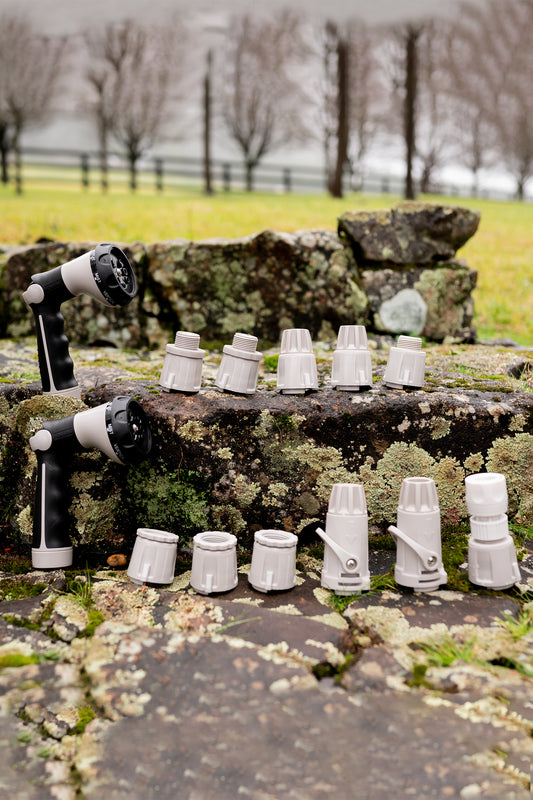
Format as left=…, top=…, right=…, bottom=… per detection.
left=32, top=449, right=72, bottom=551
left=27, top=267, right=76, bottom=393
left=32, top=416, right=77, bottom=552
left=33, top=306, right=77, bottom=393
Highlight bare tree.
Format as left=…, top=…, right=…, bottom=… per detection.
left=403, top=24, right=422, bottom=200
left=220, top=11, right=309, bottom=192
left=486, top=0, right=533, bottom=199
left=346, top=19, right=385, bottom=190
left=323, top=20, right=350, bottom=198
left=379, top=22, right=423, bottom=199
left=449, top=0, right=533, bottom=199
left=445, top=7, right=498, bottom=192
left=415, top=20, right=457, bottom=194
left=0, top=10, right=64, bottom=192
left=85, top=20, right=185, bottom=191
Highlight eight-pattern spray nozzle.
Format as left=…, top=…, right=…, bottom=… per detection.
left=23, top=244, right=136, bottom=398
left=30, top=396, right=152, bottom=569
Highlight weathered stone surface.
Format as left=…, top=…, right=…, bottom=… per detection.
left=84, top=376, right=532, bottom=550
left=338, top=201, right=481, bottom=265
left=0, top=203, right=481, bottom=343
left=144, top=229, right=370, bottom=342
left=1, top=339, right=531, bottom=555
left=0, top=563, right=531, bottom=799
left=71, top=624, right=530, bottom=800
left=362, top=259, right=477, bottom=341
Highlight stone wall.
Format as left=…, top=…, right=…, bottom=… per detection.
left=0, top=202, right=479, bottom=347
left=1, top=342, right=531, bottom=558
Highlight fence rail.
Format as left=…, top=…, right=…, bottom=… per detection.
left=3, top=146, right=527, bottom=202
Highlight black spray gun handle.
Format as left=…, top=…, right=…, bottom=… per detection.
left=23, top=244, right=137, bottom=396
left=30, top=397, right=152, bottom=569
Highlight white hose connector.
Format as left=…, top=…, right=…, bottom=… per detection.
left=190, top=531, right=238, bottom=595
left=248, top=529, right=298, bottom=593
left=316, top=483, right=370, bottom=594
left=215, top=333, right=262, bottom=394
left=465, top=473, right=520, bottom=590
left=127, top=528, right=179, bottom=585
left=276, top=329, right=318, bottom=395
left=388, top=476, right=447, bottom=592
left=331, top=325, right=372, bottom=391
left=383, top=335, right=426, bottom=389
left=159, top=331, right=205, bottom=393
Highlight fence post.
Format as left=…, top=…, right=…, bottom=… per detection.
left=81, top=153, right=90, bottom=190
left=222, top=163, right=231, bottom=192
left=155, top=158, right=164, bottom=192
left=283, top=167, right=292, bottom=193
left=381, top=176, right=390, bottom=194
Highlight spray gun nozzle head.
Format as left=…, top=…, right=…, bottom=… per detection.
left=91, top=243, right=136, bottom=306
left=106, top=396, right=152, bottom=464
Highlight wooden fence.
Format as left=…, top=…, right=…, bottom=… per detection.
left=5, top=146, right=524, bottom=201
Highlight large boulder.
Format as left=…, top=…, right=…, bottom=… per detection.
left=0, top=202, right=481, bottom=345
left=338, top=201, right=480, bottom=265
left=143, top=229, right=369, bottom=342
left=2, top=340, right=531, bottom=558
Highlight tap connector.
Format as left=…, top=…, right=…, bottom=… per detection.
left=316, top=483, right=370, bottom=594
left=331, top=325, right=372, bottom=392
left=127, top=528, right=178, bottom=585
left=159, top=331, right=205, bottom=393
left=215, top=333, right=262, bottom=394
left=383, top=335, right=426, bottom=389
left=248, top=529, right=298, bottom=593
left=276, top=329, right=318, bottom=395
left=465, top=473, right=520, bottom=590
left=388, top=476, right=447, bottom=592
left=190, top=531, right=238, bottom=595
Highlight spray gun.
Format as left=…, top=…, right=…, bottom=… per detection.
left=23, top=244, right=137, bottom=397
left=29, top=396, right=152, bottom=569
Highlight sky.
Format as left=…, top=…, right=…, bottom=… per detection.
left=3, top=0, right=478, bottom=33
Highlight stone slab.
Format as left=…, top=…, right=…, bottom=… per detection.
left=74, top=623, right=530, bottom=800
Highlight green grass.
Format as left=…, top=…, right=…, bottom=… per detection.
left=0, top=181, right=532, bottom=345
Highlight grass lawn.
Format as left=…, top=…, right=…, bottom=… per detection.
left=0, top=182, right=531, bottom=345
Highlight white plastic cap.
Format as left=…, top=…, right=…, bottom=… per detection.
left=280, top=329, right=314, bottom=354
left=468, top=535, right=520, bottom=590
left=465, top=472, right=508, bottom=517
left=327, top=483, right=367, bottom=516
left=331, top=325, right=372, bottom=391
left=398, top=476, right=439, bottom=513
left=383, top=335, right=426, bottom=389
left=159, top=331, right=205, bottom=393
left=276, top=329, right=318, bottom=394
left=336, top=325, right=369, bottom=350
left=190, top=530, right=238, bottom=595
left=127, top=528, right=179, bottom=585
left=215, top=333, right=262, bottom=394
left=248, top=529, right=297, bottom=593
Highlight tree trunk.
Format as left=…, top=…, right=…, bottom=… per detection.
left=0, top=124, right=9, bottom=184
left=328, top=29, right=349, bottom=199
left=404, top=26, right=420, bottom=201
left=129, top=152, right=137, bottom=192
left=245, top=160, right=254, bottom=192
left=13, top=128, right=22, bottom=195
left=98, top=123, right=109, bottom=193
left=203, top=50, right=214, bottom=196
left=1, top=146, right=8, bottom=184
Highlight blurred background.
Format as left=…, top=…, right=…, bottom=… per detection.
left=1, top=0, right=532, bottom=200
